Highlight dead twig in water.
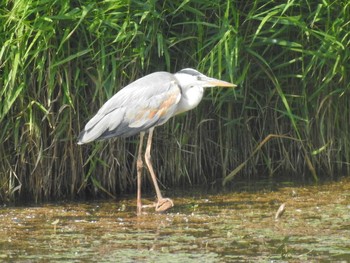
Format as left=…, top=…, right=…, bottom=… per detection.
left=275, top=203, right=286, bottom=220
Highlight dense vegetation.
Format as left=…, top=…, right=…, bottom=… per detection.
left=0, top=0, right=349, bottom=202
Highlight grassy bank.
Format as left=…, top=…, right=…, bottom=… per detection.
left=0, top=0, right=349, bottom=202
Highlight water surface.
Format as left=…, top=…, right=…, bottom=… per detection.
left=1, top=178, right=350, bottom=262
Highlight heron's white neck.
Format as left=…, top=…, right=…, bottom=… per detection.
left=175, top=86, right=204, bottom=115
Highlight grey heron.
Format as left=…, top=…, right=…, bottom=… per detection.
left=78, top=68, right=236, bottom=215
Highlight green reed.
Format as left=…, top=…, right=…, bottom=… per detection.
left=0, top=0, right=349, bottom=202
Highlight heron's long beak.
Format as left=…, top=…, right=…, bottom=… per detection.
left=205, top=77, right=237, bottom=88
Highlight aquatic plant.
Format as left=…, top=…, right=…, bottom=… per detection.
left=0, top=0, right=349, bottom=201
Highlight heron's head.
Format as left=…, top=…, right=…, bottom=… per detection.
left=174, top=68, right=236, bottom=90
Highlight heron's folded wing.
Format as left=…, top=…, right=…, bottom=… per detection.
left=78, top=72, right=181, bottom=143
left=127, top=80, right=181, bottom=128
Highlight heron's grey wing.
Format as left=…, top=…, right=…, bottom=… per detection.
left=78, top=72, right=181, bottom=144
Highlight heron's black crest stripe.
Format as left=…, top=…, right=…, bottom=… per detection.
left=177, top=68, right=200, bottom=76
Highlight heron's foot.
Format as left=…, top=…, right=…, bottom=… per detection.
left=155, top=198, right=174, bottom=212
left=141, top=198, right=174, bottom=212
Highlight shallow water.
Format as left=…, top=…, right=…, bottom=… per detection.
left=1, top=178, right=350, bottom=262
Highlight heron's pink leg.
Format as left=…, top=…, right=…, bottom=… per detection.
left=144, top=127, right=174, bottom=212
left=136, top=132, right=145, bottom=215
